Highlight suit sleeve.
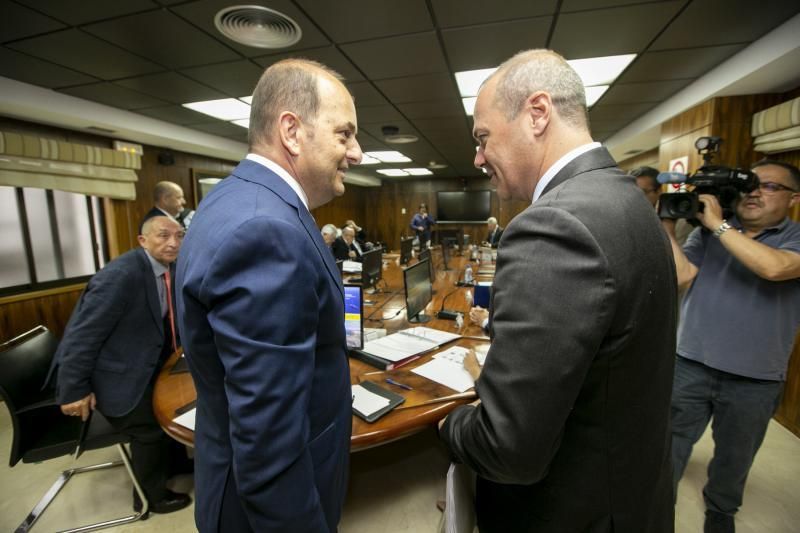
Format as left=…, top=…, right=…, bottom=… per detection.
left=441, top=206, right=616, bottom=484
left=199, top=216, right=329, bottom=531
left=56, top=264, right=132, bottom=404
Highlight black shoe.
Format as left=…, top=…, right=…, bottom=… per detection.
left=704, top=510, right=735, bottom=533
left=134, top=489, right=191, bottom=516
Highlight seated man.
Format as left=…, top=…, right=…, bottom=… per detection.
left=46, top=216, right=191, bottom=516
left=483, top=217, right=504, bottom=248
left=321, top=223, right=338, bottom=253
left=333, top=225, right=362, bottom=261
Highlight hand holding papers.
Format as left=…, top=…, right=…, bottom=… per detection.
left=412, top=346, right=478, bottom=393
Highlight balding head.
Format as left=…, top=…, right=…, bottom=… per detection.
left=153, top=181, right=185, bottom=216
left=248, top=59, right=346, bottom=151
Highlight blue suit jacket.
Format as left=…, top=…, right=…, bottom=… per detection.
left=176, top=159, right=352, bottom=532
left=48, top=247, right=170, bottom=417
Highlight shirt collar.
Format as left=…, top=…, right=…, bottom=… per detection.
left=532, top=142, right=601, bottom=203
left=143, top=249, right=168, bottom=277
left=246, top=153, right=310, bottom=210
left=730, top=215, right=791, bottom=235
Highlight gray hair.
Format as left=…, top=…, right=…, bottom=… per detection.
left=491, top=49, right=588, bottom=128
left=248, top=58, right=346, bottom=150
left=321, top=223, right=338, bottom=237
left=487, top=217, right=498, bottom=225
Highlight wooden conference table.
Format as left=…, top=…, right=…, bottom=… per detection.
left=153, top=248, right=494, bottom=451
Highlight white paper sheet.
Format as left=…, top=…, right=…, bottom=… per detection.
left=352, top=384, right=390, bottom=415
left=173, top=407, right=196, bottom=431
left=412, top=356, right=475, bottom=393
left=343, top=260, right=362, bottom=273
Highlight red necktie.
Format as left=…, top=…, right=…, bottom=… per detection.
left=163, top=270, right=178, bottom=353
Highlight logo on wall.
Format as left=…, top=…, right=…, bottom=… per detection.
left=668, top=156, right=689, bottom=192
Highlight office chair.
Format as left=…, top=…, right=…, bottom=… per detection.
left=0, top=325, right=148, bottom=533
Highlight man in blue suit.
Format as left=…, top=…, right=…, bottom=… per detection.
left=176, top=59, right=363, bottom=532
left=50, top=215, right=191, bottom=515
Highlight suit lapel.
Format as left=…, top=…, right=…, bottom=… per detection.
left=137, top=248, right=164, bottom=335
left=541, top=146, right=619, bottom=198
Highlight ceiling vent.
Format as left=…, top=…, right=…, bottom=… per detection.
left=381, top=125, right=418, bottom=144
left=214, top=6, right=302, bottom=49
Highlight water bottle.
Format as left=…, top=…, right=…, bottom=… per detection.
left=464, top=263, right=474, bottom=285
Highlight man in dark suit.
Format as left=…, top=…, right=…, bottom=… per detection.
left=176, top=59, right=362, bottom=532
left=50, top=215, right=190, bottom=515
left=484, top=216, right=503, bottom=248
left=141, top=181, right=187, bottom=231
left=439, top=49, right=677, bottom=532
left=332, top=225, right=361, bottom=261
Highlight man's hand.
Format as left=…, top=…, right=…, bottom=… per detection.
left=696, top=194, right=724, bottom=230
left=464, top=350, right=482, bottom=381
left=469, top=306, right=489, bottom=327
left=61, top=393, right=96, bottom=421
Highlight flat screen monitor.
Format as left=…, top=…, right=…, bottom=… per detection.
left=361, top=248, right=382, bottom=289
left=418, top=248, right=435, bottom=284
left=400, top=236, right=414, bottom=265
left=404, top=259, right=432, bottom=323
left=344, top=284, right=364, bottom=350
left=436, top=190, right=491, bottom=222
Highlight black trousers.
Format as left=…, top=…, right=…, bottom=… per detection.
left=106, top=382, right=171, bottom=502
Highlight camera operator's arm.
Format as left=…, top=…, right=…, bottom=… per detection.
left=661, top=218, right=698, bottom=290
left=696, top=194, right=800, bottom=281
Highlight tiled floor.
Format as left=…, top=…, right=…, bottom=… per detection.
left=1, top=404, right=798, bottom=532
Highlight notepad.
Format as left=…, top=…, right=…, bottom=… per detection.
left=351, top=381, right=405, bottom=422
left=412, top=347, right=477, bottom=393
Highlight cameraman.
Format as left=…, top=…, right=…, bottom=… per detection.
left=662, top=159, right=800, bottom=532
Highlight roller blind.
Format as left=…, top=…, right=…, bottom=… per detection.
left=751, top=97, right=800, bottom=155
left=0, top=131, right=139, bottom=200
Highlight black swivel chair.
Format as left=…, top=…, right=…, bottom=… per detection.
left=0, top=326, right=148, bottom=532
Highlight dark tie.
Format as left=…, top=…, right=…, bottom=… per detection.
left=163, top=270, right=178, bottom=353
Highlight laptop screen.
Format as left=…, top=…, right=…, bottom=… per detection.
left=344, top=284, right=364, bottom=350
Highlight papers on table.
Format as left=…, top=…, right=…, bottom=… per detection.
left=173, top=407, right=196, bottom=431
left=343, top=260, right=362, bottom=273
left=413, top=346, right=476, bottom=393
left=352, top=384, right=390, bottom=416
left=361, top=327, right=460, bottom=362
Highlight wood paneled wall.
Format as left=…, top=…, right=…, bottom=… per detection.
left=617, top=147, right=659, bottom=173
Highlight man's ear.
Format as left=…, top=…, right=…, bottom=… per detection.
left=526, top=91, right=551, bottom=136
left=137, top=234, right=146, bottom=248
left=278, top=111, right=302, bottom=156
left=790, top=192, right=800, bottom=208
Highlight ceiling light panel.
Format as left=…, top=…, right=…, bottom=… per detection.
left=585, top=86, right=610, bottom=107
left=567, top=54, right=636, bottom=86
left=403, top=168, right=433, bottom=175
left=365, top=150, right=412, bottom=163
left=455, top=67, right=497, bottom=97
left=377, top=169, right=408, bottom=176
left=183, top=98, right=251, bottom=120
left=462, top=97, right=477, bottom=116
left=231, top=118, right=249, bottom=128
left=358, top=154, right=381, bottom=165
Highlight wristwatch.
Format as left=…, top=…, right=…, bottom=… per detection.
left=713, top=220, right=733, bottom=238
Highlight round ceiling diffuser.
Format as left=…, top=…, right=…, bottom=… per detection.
left=214, top=5, right=302, bottom=49
left=381, top=125, right=418, bottom=144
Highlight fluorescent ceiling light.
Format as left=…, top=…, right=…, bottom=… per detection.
left=455, top=67, right=497, bottom=97
left=585, top=86, right=609, bottom=107
left=183, top=98, right=251, bottom=120
left=567, top=54, right=636, bottom=86
left=462, top=97, right=477, bottom=116
left=239, top=96, right=253, bottom=104
left=377, top=169, right=408, bottom=176
left=456, top=54, right=636, bottom=115
left=365, top=150, right=412, bottom=163
left=357, top=154, right=381, bottom=165
left=231, top=118, right=249, bottom=128
left=403, top=168, right=433, bottom=176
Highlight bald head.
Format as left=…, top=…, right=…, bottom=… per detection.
left=153, top=181, right=185, bottom=216
left=490, top=49, right=589, bottom=130
left=248, top=59, right=347, bottom=151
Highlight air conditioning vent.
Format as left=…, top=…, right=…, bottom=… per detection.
left=214, top=5, right=302, bottom=49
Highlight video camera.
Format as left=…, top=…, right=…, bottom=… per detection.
left=657, top=136, right=759, bottom=220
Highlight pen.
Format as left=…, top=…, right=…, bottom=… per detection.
left=385, top=378, right=413, bottom=391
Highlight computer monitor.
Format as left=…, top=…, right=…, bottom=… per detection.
left=361, top=248, right=382, bottom=289
left=344, top=284, right=364, bottom=350
left=418, top=247, right=435, bottom=284
left=404, top=259, right=432, bottom=323
left=400, top=236, right=414, bottom=265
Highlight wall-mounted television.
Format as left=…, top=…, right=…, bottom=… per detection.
left=436, top=191, right=491, bottom=223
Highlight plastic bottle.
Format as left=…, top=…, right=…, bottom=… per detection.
left=464, top=263, right=474, bottom=285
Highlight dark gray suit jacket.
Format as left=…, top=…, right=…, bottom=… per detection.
left=441, top=147, right=676, bottom=532
left=48, top=247, right=171, bottom=418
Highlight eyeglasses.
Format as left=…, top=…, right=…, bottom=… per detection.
left=757, top=181, right=798, bottom=194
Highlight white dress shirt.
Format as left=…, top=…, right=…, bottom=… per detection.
left=532, top=142, right=601, bottom=203
left=246, top=153, right=310, bottom=210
